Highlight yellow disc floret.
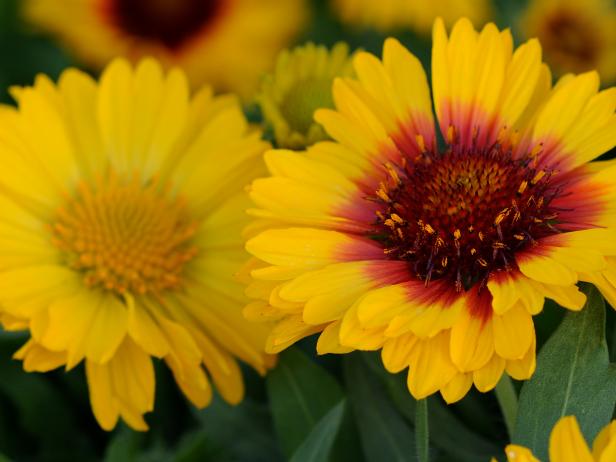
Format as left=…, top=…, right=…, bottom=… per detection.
left=52, top=174, right=197, bottom=296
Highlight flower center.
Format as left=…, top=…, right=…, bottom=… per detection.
left=540, top=9, right=601, bottom=72
left=108, top=0, right=223, bottom=50
left=51, top=174, right=198, bottom=296
left=373, top=140, right=560, bottom=291
left=279, top=78, right=335, bottom=135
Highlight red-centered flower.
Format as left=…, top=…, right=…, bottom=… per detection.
left=244, top=18, right=616, bottom=402
left=23, top=0, right=308, bottom=97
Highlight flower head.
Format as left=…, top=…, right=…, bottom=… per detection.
left=23, top=0, right=309, bottom=97
left=257, top=42, right=355, bottom=149
left=0, top=58, right=274, bottom=430
left=520, top=0, right=616, bottom=82
left=497, top=416, right=616, bottom=461
left=330, top=0, right=491, bottom=34
left=245, top=18, right=616, bottom=403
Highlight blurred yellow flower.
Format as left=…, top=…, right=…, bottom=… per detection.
left=0, top=58, right=274, bottom=430
left=496, top=416, right=616, bottom=461
left=330, top=0, right=491, bottom=34
left=23, top=0, right=309, bottom=97
left=520, top=0, right=616, bottom=82
left=257, top=42, right=355, bottom=149
left=244, top=18, right=616, bottom=403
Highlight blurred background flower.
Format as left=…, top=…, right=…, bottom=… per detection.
left=22, top=0, right=309, bottom=97
left=257, top=42, right=355, bottom=149
left=330, top=0, right=492, bottom=34
left=519, top=0, right=616, bottom=82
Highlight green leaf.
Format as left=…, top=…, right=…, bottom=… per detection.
left=193, top=394, right=282, bottom=462
left=0, top=334, right=96, bottom=462
left=514, top=285, right=616, bottom=459
left=266, top=348, right=343, bottom=457
left=103, top=427, right=143, bottom=462
left=290, top=400, right=346, bottom=462
left=364, top=351, right=501, bottom=462
left=343, top=354, right=416, bottom=462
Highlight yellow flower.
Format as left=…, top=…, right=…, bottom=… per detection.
left=497, top=416, right=616, bottom=461
left=330, top=0, right=491, bottom=34
left=257, top=42, right=356, bottom=149
left=23, top=0, right=309, bottom=98
left=0, top=58, right=275, bottom=431
left=520, top=0, right=616, bottom=82
left=244, top=18, right=616, bottom=403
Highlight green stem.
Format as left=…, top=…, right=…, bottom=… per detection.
left=495, top=375, right=518, bottom=438
left=415, top=398, right=429, bottom=462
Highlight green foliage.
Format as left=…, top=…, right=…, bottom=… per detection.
left=289, top=400, right=345, bottom=462
left=373, top=352, right=503, bottom=462
left=266, top=348, right=343, bottom=457
left=514, top=285, right=616, bottom=459
left=344, top=354, right=416, bottom=462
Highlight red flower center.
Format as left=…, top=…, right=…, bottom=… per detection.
left=108, top=0, right=223, bottom=50
left=372, top=140, right=561, bottom=291
left=540, top=9, right=601, bottom=71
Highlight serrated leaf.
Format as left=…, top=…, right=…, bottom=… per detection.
left=266, top=348, right=343, bottom=457
left=344, top=354, right=416, bottom=462
left=514, top=285, right=616, bottom=459
left=290, top=400, right=345, bottom=462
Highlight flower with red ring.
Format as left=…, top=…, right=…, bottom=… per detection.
left=244, top=18, right=616, bottom=402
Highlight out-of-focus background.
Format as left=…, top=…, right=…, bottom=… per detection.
left=0, top=0, right=615, bottom=461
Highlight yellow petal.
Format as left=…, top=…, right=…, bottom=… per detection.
left=190, top=328, right=244, bottom=405
left=278, top=261, right=384, bottom=325
left=549, top=416, right=594, bottom=462
left=85, top=338, right=154, bottom=431
left=593, top=421, right=616, bottom=461
left=473, top=355, right=505, bottom=392
left=518, top=252, right=578, bottom=286
left=407, top=331, right=457, bottom=399
left=97, top=58, right=133, bottom=173
left=246, top=227, right=381, bottom=270
left=488, top=271, right=544, bottom=315
left=503, top=444, right=540, bottom=462
left=492, top=304, right=534, bottom=360
left=505, top=335, right=537, bottom=380
left=43, top=289, right=127, bottom=368
left=450, top=308, right=494, bottom=371
left=339, top=302, right=387, bottom=350
left=530, top=281, right=586, bottom=311
left=499, top=39, right=542, bottom=128
left=382, top=38, right=434, bottom=138
left=441, top=373, right=473, bottom=404
left=533, top=72, right=600, bottom=159
left=316, top=320, right=354, bottom=355
left=57, top=68, right=106, bottom=178
left=126, top=295, right=170, bottom=358
left=14, top=340, right=65, bottom=372
left=266, top=314, right=323, bottom=354
left=381, top=333, right=417, bottom=373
